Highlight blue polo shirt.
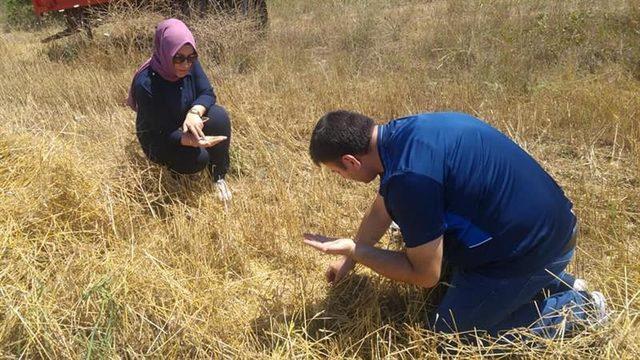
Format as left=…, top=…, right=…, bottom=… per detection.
left=378, top=113, right=576, bottom=275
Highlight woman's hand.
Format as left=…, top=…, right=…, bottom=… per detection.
left=198, top=135, right=227, bottom=148
left=181, top=133, right=227, bottom=148
left=182, top=112, right=206, bottom=139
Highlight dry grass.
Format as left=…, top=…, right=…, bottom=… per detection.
left=1, top=0, right=639, bottom=358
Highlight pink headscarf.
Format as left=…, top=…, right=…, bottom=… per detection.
left=126, top=19, right=197, bottom=111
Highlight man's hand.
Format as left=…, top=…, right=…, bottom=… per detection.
left=304, top=233, right=443, bottom=289
left=303, top=234, right=357, bottom=284
left=303, top=233, right=355, bottom=256
left=326, top=256, right=355, bottom=284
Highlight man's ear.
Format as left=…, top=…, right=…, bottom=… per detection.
left=341, top=154, right=361, bottom=169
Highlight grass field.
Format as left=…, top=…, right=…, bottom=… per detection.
left=1, top=0, right=639, bottom=358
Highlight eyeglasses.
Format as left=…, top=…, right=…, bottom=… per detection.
left=172, top=53, right=198, bottom=65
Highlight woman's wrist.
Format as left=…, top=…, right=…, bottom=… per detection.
left=189, top=105, right=206, bottom=117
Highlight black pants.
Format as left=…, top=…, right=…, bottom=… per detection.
left=142, top=105, right=231, bottom=180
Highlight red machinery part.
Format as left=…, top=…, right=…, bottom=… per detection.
left=32, top=0, right=112, bottom=16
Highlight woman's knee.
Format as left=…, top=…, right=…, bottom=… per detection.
left=167, top=148, right=209, bottom=174
left=204, top=105, right=231, bottom=136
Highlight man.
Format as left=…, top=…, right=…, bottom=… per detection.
left=304, top=110, right=607, bottom=337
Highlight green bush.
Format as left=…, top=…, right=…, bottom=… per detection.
left=2, top=0, right=41, bottom=29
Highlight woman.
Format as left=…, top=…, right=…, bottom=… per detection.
left=127, top=18, right=232, bottom=201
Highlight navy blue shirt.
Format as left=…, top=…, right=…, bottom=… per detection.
left=133, top=61, right=215, bottom=158
left=377, top=113, right=576, bottom=275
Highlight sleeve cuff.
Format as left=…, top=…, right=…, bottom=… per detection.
left=168, top=129, right=183, bottom=146
left=403, top=225, right=445, bottom=248
left=191, top=96, right=214, bottom=110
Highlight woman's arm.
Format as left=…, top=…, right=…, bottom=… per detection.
left=135, top=77, right=196, bottom=147
left=190, top=61, right=216, bottom=112
left=134, top=79, right=174, bottom=145
left=175, top=61, right=215, bottom=142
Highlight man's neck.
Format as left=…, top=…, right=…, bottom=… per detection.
left=367, top=125, right=384, bottom=175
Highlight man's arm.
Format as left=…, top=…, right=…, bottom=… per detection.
left=356, top=172, right=444, bottom=287
left=321, top=194, right=392, bottom=284
left=304, top=173, right=445, bottom=287
left=353, top=236, right=442, bottom=288
left=352, top=173, right=444, bottom=287
left=304, top=233, right=442, bottom=288
left=354, top=194, right=392, bottom=246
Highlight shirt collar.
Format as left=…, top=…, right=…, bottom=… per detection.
left=376, top=123, right=389, bottom=184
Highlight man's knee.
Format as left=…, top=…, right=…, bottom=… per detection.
left=429, top=311, right=457, bottom=333
left=429, top=289, right=507, bottom=335
left=429, top=308, right=479, bottom=334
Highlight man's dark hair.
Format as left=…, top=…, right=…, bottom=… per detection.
left=309, top=110, right=375, bottom=166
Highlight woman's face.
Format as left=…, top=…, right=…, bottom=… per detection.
left=172, top=44, right=197, bottom=78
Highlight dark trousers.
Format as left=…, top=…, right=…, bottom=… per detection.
left=143, top=105, right=231, bottom=180
left=430, top=249, right=590, bottom=338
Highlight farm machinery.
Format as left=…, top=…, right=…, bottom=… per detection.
left=32, top=0, right=268, bottom=42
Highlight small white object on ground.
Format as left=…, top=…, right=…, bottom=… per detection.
left=588, top=291, right=609, bottom=327
left=573, top=278, right=588, bottom=291
left=215, top=179, right=232, bottom=202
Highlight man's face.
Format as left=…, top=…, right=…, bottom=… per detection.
left=324, top=155, right=377, bottom=183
